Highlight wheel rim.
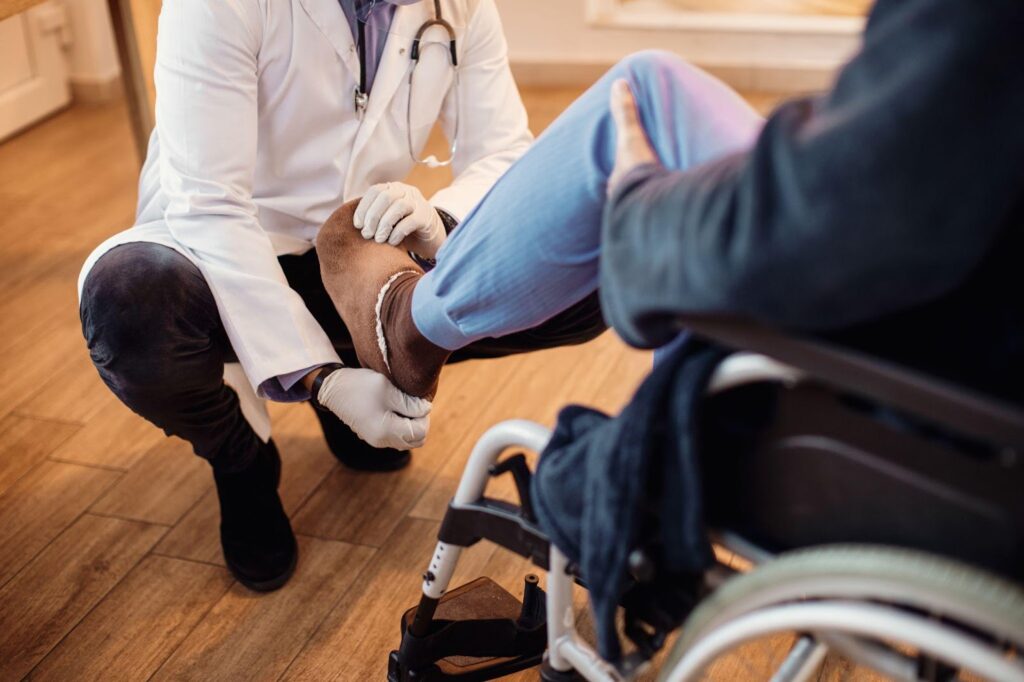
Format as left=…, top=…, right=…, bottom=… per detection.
left=664, top=601, right=1024, bottom=682
left=658, top=545, right=1024, bottom=682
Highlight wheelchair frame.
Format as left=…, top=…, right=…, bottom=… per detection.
left=393, top=319, right=1024, bottom=681
left=402, top=356, right=816, bottom=681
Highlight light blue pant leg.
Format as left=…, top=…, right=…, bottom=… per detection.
left=413, top=51, right=764, bottom=350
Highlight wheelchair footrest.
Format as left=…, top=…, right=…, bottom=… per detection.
left=388, top=576, right=547, bottom=681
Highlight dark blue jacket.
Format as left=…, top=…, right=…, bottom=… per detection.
left=602, top=0, right=1024, bottom=405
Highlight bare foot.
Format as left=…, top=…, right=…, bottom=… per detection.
left=318, top=200, right=450, bottom=399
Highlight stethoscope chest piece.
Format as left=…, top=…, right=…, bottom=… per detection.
left=353, top=87, right=369, bottom=117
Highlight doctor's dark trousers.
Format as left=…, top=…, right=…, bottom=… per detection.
left=79, top=243, right=605, bottom=470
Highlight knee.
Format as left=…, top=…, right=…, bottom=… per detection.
left=81, top=242, right=206, bottom=332
left=614, top=50, right=690, bottom=83
left=81, top=243, right=215, bottom=377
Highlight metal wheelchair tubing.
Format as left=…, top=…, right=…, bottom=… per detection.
left=679, top=546, right=1024, bottom=651
left=416, top=350, right=1024, bottom=680
left=662, top=600, right=1024, bottom=682
left=706, top=352, right=804, bottom=396
left=422, top=420, right=551, bottom=601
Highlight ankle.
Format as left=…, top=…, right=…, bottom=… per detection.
left=381, top=272, right=449, bottom=398
left=213, top=440, right=281, bottom=496
left=210, top=430, right=267, bottom=476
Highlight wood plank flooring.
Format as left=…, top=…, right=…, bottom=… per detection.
left=0, top=88, right=867, bottom=681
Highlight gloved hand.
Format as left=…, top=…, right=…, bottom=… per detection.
left=315, top=367, right=432, bottom=450
left=353, top=181, right=447, bottom=258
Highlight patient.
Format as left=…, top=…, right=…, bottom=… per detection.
left=320, top=0, right=1022, bottom=659
left=321, top=0, right=1024, bottom=407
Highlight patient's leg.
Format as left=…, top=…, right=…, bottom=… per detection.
left=321, top=51, right=762, bottom=397
left=415, top=51, right=763, bottom=348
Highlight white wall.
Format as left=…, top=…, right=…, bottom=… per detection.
left=495, top=0, right=861, bottom=90
left=64, top=0, right=120, bottom=99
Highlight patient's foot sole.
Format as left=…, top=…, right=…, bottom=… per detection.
left=319, top=200, right=450, bottom=399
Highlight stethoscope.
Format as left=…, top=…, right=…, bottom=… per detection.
left=354, top=0, right=460, bottom=168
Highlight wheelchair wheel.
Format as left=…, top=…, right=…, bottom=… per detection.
left=659, top=545, right=1024, bottom=682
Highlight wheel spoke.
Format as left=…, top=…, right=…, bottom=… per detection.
left=769, top=635, right=827, bottom=682
left=816, top=632, right=919, bottom=681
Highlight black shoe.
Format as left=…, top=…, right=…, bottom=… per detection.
left=213, top=439, right=298, bottom=592
left=311, top=404, right=411, bottom=472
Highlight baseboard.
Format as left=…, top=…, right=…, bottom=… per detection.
left=67, top=57, right=828, bottom=103
left=510, top=58, right=836, bottom=94
left=70, top=73, right=123, bottom=104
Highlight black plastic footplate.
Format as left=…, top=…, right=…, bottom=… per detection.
left=388, top=576, right=547, bottom=681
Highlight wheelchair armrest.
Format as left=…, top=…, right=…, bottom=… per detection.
left=680, top=315, right=1024, bottom=451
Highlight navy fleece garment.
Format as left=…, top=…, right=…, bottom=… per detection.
left=531, top=339, right=725, bottom=661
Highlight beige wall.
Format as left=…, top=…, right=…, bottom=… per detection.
left=631, top=0, right=869, bottom=16
left=59, top=0, right=860, bottom=110
left=496, top=0, right=861, bottom=91
left=64, top=0, right=121, bottom=100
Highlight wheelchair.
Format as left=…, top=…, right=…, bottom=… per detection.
left=388, top=317, right=1024, bottom=681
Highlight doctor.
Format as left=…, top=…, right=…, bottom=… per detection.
left=76, top=0, right=587, bottom=593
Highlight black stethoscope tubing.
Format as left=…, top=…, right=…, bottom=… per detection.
left=411, top=0, right=458, bottom=66
left=354, top=0, right=460, bottom=166
left=355, top=0, right=458, bottom=101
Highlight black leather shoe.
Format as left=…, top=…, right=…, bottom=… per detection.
left=311, top=404, right=411, bottom=472
left=213, top=439, right=298, bottom=592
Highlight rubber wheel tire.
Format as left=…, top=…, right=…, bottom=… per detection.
left=660, top=544, right=1024, bottom=681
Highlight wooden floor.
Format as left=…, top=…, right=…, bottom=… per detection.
left=0, top=88, right=874, bottom=681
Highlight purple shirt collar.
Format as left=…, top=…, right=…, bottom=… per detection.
left=338, top=0, right=398, bottom=93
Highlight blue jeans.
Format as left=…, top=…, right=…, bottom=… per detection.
left=413, top=51, right=764, bottom=350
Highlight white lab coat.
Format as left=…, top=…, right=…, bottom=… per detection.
left=78, top=0, right=532, bottom=409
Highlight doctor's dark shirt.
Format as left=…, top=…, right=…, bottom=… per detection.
left=338, top=0, right=396, bottom=93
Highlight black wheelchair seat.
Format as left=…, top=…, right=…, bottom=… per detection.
left=688, top=316, right=1024, bottom=582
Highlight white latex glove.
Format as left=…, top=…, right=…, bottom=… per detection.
left=353, top=182, right=447, bottom=258
left=316, top=367, right=432, bottom=450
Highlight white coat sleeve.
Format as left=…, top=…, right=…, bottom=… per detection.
left=155, top=0, right=340, bottom=398
left=429, top=0, right=533, bottom=220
